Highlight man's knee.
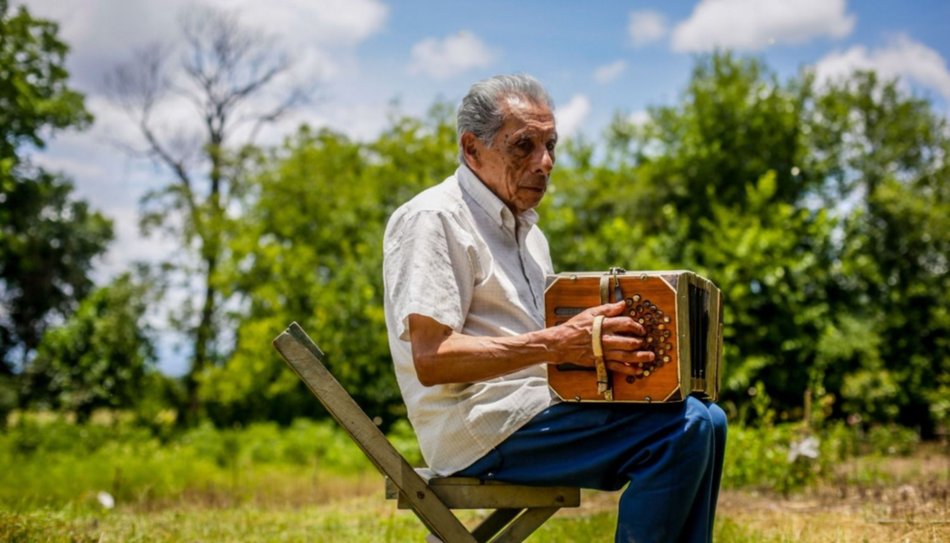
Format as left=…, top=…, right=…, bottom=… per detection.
left=681, top=396, right=715, bottom=449
left=705, top=401, right=728, bottom=443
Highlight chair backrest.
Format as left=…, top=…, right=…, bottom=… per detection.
left=272, top=322, right=477, bottom=542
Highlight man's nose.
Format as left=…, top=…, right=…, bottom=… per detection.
left=535, top=147, right=554, bottom=175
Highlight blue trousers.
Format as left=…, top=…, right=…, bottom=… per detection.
left=455, top=397, right=727, bottom=543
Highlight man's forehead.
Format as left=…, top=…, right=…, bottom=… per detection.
left=499, top=98, right=556, bottom=132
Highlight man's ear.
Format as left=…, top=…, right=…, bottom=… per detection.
left=461, top=132, right=480, bottom=168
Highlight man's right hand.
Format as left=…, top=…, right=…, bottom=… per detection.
left=548, top=300, right=656, bottom=376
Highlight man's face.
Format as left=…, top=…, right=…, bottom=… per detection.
left=465, top=98, right=558, bottom=215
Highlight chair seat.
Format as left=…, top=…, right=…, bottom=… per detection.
left=386, top=468, right=581, bottom=509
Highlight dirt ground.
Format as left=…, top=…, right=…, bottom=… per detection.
left=567, top=444, right=949, bottom=542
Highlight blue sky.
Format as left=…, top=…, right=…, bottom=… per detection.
left=16, top=0, right=950, bottom=374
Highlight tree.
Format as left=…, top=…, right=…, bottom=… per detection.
left=0, top=0, right=112, bottom=376
left=26, top=272, right=158, bottom=421
left=201, top=106, right=457, bottom=426
left=105, top=5, right=308, bottom=419
left=810, top=73, right=950, bottom=434
left=541, top=53, right=948, bottom=430
left=540, top=54, right=834, bottom=413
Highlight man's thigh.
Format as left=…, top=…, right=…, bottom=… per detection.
left=456, top=397, right=715, bottom=490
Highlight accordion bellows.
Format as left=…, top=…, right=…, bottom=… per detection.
left=545, top=269, right=723, bottom=403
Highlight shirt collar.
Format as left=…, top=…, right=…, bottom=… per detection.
left=457, top=163, right=539, bottom=234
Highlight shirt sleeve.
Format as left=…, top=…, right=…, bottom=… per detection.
left=383, top=209, right=476, bottom=341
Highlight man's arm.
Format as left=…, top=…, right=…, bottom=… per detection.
left=409, top=300, right=655, bottom=386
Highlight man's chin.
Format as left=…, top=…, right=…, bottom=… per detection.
left=515, top=191, right=545, bottom=213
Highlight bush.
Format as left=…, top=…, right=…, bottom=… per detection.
left=0, top=413, right=390, bottom=509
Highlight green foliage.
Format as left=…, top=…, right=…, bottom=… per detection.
left=0, top=0, right=91, bottom=158
left=0, top=172, right=114, bottom=370
left=814, top=73, right=950, bottom=434
left=721, top=383, right=923, bottom=496
left=0, top=415, right=405, bottom=509
left=0, top=411, right=929, bottom=527
left=106, top=8, right=315, bottom=420
left=25, top=273, right=157, bottom=420
left=0, top=1, right=110, bottom=374
left=203, top=106, right=457, bottom=426
left=541, top=53, right=948, bottom=431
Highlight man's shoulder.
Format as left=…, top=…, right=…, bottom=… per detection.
left=387, top=172, right=467, bottom=230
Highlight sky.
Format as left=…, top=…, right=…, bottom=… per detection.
left=15, top=0, right=950, bottom=374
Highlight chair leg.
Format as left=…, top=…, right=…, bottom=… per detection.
left=472, top=509, right=522, bottom=542
left=491, top=507, right=560, bottom=543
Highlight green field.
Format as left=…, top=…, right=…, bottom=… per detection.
left=1, top=413, right=946, bottom=542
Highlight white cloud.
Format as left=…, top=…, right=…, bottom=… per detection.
left=19, top=0, right=387, bottom=90
left=594, top=60, right=627, bottom=84
left=628, top=10, right=668, bottom=47
left=672, top=0, right=855, bottom=52
left=21, top=0, right=387, bottom=50
left=813, top=35, right=950, bottom=100
left=629, top=110, right=651, bottom=127
left=94, top=208, right=179, bottom=282
left=233, top=0, right=388, bottom=46
left=408, top=31, right=495, bottom=80
left=556, top=95, right=591, bottom=138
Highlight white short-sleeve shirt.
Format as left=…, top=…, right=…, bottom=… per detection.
left=383, top=164, right=557, bottom=475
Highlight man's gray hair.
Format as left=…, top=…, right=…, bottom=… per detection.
left=457, top=74, right=554, bottom=160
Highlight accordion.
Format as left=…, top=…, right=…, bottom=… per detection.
left=545, top=268, right=723, bottom=403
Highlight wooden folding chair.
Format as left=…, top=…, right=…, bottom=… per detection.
left=273, top=322, right=581, bottom=543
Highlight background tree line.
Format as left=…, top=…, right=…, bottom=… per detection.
left=1, top=3, right=946, bottom=435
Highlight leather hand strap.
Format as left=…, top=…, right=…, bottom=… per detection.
left=592, top=315, right=613, bottom=400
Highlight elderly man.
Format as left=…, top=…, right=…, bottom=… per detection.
left=383, top=74, right=727, bottom=543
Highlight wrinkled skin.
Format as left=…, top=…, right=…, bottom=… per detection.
left=461, top=97, right=558, bottom=214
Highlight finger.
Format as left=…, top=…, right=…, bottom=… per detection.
left=602, top=335, right=646, bottom=351
left=604, top=317, right=647, bottom=337
left=589, top=300, right=627, bottom=318
left=605, top=349, right=655, bottom=365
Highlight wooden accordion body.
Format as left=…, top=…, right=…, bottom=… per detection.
left=545, top=269, right=723, bottom=403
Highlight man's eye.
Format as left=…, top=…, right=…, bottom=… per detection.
left=516, top=140, right=534, bottom=153
left=546, top=140, right=557, bottom=152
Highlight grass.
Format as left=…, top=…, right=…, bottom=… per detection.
left=3, top=482, right=946, bottom=542
left=1, top=414, right=947, bottom=542
left=3, top=451, right=947, bottom=542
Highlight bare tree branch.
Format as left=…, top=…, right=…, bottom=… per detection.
left=102, top=4, right=314, bottom=418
